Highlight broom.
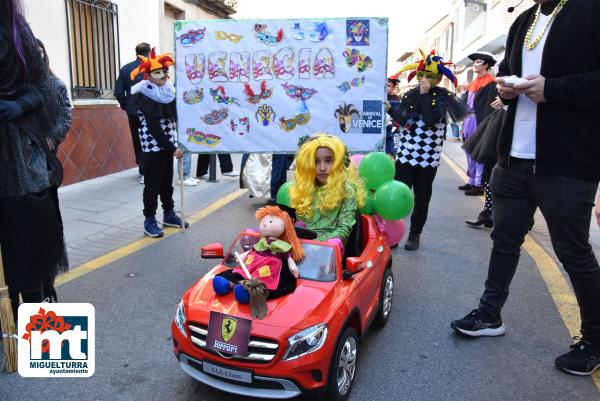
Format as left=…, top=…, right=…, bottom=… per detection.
left=234, top=252, right=268, bottom=320
left=0, top=244, right=18, bottom=372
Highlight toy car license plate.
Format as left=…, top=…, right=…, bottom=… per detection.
left=202, top=360, right=253, bottom=384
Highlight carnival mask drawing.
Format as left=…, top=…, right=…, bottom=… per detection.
left=210, top=86, right=239, bottom=106
left=183, top=87, right=203, bottom=104
left=243, top=81, right=273, bottom=105
left=343, top=49, right=373, bottom=73
left=255, top=104, right=276, bottom=126
left=313, top=48, right=335, bottom=78
left=281, top=82, right=318, bottom=114
left=202, top=108, right=228, bottom=125
left=187, top=128, right=221, bottom=147
left=279, top=113, right=310, bottom=132
left=185, top=54, right=205, bottom=85
left=178, top=28, right=206, bottom=46
left=347, top=20, right=369, bottom=46
left=230, top=117, right=250, bottom=136
left=291, top=22, right=329, bottom=42
left=208, top=52, right=228, bottom=82
left=334, top=103, right=360, bottom=133
left=254, top=24, right=283, bottom=45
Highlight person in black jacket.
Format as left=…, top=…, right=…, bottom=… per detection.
left=458, top=52, right=498, bottom=197
left=0, top=0, right=67, bottom=318
left=115, top=42, right=150, bottom=181
left=451, top=0, right=600, bottom=376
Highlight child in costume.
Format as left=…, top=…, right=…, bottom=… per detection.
left=212, top=205, right=304, bottom=319
left=388, top=49, right=468, bottom=250
left=290, top=133, right=366, bottom=253
left=459, top=52, right=498, bottom=198
left=129, top=48, right=185, bottom=237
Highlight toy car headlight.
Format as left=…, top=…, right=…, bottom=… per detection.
left=174, top=300, right=187, bottom=338
left=283, top=323, right=328, bottom=361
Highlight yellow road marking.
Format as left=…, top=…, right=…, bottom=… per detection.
left=55, top=188, right=247, bottom=287
left=442, top=154, right=600, bottom=388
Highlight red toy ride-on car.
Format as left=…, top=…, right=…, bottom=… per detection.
left=171, top=214, right=394, bottom=400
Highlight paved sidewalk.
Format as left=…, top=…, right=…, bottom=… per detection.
left=58, top=154, right=245, bottom=268
left=443, top=140, right=600, bottom=253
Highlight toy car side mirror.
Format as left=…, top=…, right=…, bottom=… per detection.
left=344, top=257, right=364, bottom=279
left=200, top=243, right=224, bottom=259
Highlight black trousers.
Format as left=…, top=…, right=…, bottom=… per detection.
left=143, top=151, right=174, bottom=217
left=0, top=189, right=64, bottom=318
left=196, top=154, right=234, bottom=176
left=271, top=154, right=293, bottom=199
left=127, top=114, right=144, bottom=175
left=395, top=161, right=438, bottom=235
left=480, top=158, right=600, bottom=344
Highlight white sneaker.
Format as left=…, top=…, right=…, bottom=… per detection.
left=178, top=177, right=198, bottom=186
left=222, top=170, right=240, bottom=177
left=139, top=176, right=145, bottom=184
left=190, top=177, right=200, bottom=183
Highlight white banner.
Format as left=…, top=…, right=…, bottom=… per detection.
left=174, top=17, right=388, bottom=153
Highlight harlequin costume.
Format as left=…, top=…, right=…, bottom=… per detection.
left=129, top=48, right=185, bottom=237
left=461, top=52, right=498, bottom=196
left=388, top=49, right=468, bottom=250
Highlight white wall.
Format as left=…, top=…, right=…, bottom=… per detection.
left=22, top=0, right=161, bottom=100
left=113, top=0, right=161, bottom=67
left=23, top=0, right=71, bottom=92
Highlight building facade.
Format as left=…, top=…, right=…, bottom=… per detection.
left=394, top=0, right=530, bottom=90
left=22, top=0, right=235, bottom=185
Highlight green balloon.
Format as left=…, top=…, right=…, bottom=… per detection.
left=374, top=180, right=414, bottom=220
left=359, top=190, right=376, bottom=215
left=358, top=152, right=396, bottom=190
left=276, top=181, right=293, bottom=206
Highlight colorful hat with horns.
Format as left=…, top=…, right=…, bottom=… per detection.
left=390, top=49, right=457, bottom=87
left=130, top=47, right=175, bottom=81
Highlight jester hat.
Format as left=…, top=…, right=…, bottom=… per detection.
left=391, top=49, right=457, bottom=87
left=130, top=47, right=175, bottom=81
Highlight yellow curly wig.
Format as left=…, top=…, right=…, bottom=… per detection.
left=291, top=133, right=365, bottom=220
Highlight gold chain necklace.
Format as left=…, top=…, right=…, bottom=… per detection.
left=523, top=0, right=568, bottom=50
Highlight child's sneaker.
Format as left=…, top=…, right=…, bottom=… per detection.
left=144, top=216, right=163, bottom=238
left=555, top=338, right=600, bottom=376
left=163, top=209, right=189, bottom=228
left=450, top=308, right=506, bottom=337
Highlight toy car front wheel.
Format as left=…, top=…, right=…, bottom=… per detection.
left=374, top=267, right=393, bottom=327
left=321, top=326, right=358, bottom=401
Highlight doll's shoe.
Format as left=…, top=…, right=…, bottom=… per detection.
left=213, top=276, right=231, bottom=295
left=234, top=284, right=250, bottom=304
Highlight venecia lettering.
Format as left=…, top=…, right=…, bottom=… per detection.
left=185, top=47, right=335, bottom=84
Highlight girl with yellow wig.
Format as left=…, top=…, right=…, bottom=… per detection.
left=290, top=133, right=365, bottom=252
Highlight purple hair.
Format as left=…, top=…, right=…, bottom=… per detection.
left=0, top=0, right=37, bottom=93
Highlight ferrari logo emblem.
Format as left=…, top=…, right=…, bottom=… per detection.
left=222, top=317, right=237, bottom=342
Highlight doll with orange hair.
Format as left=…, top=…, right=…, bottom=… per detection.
left=290, top=133, right=365, bottom=253
left=213, top=205, right=304, bottom=306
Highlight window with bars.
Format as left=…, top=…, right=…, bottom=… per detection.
left=65, top=0, right=120, bottom=99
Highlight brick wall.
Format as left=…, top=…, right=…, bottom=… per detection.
left=57, top=105, right=137, bottom=185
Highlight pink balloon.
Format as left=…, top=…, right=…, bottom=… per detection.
left=350, top=154, right=365, bottom=167
left=375, top=215, right=405, bottom=245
